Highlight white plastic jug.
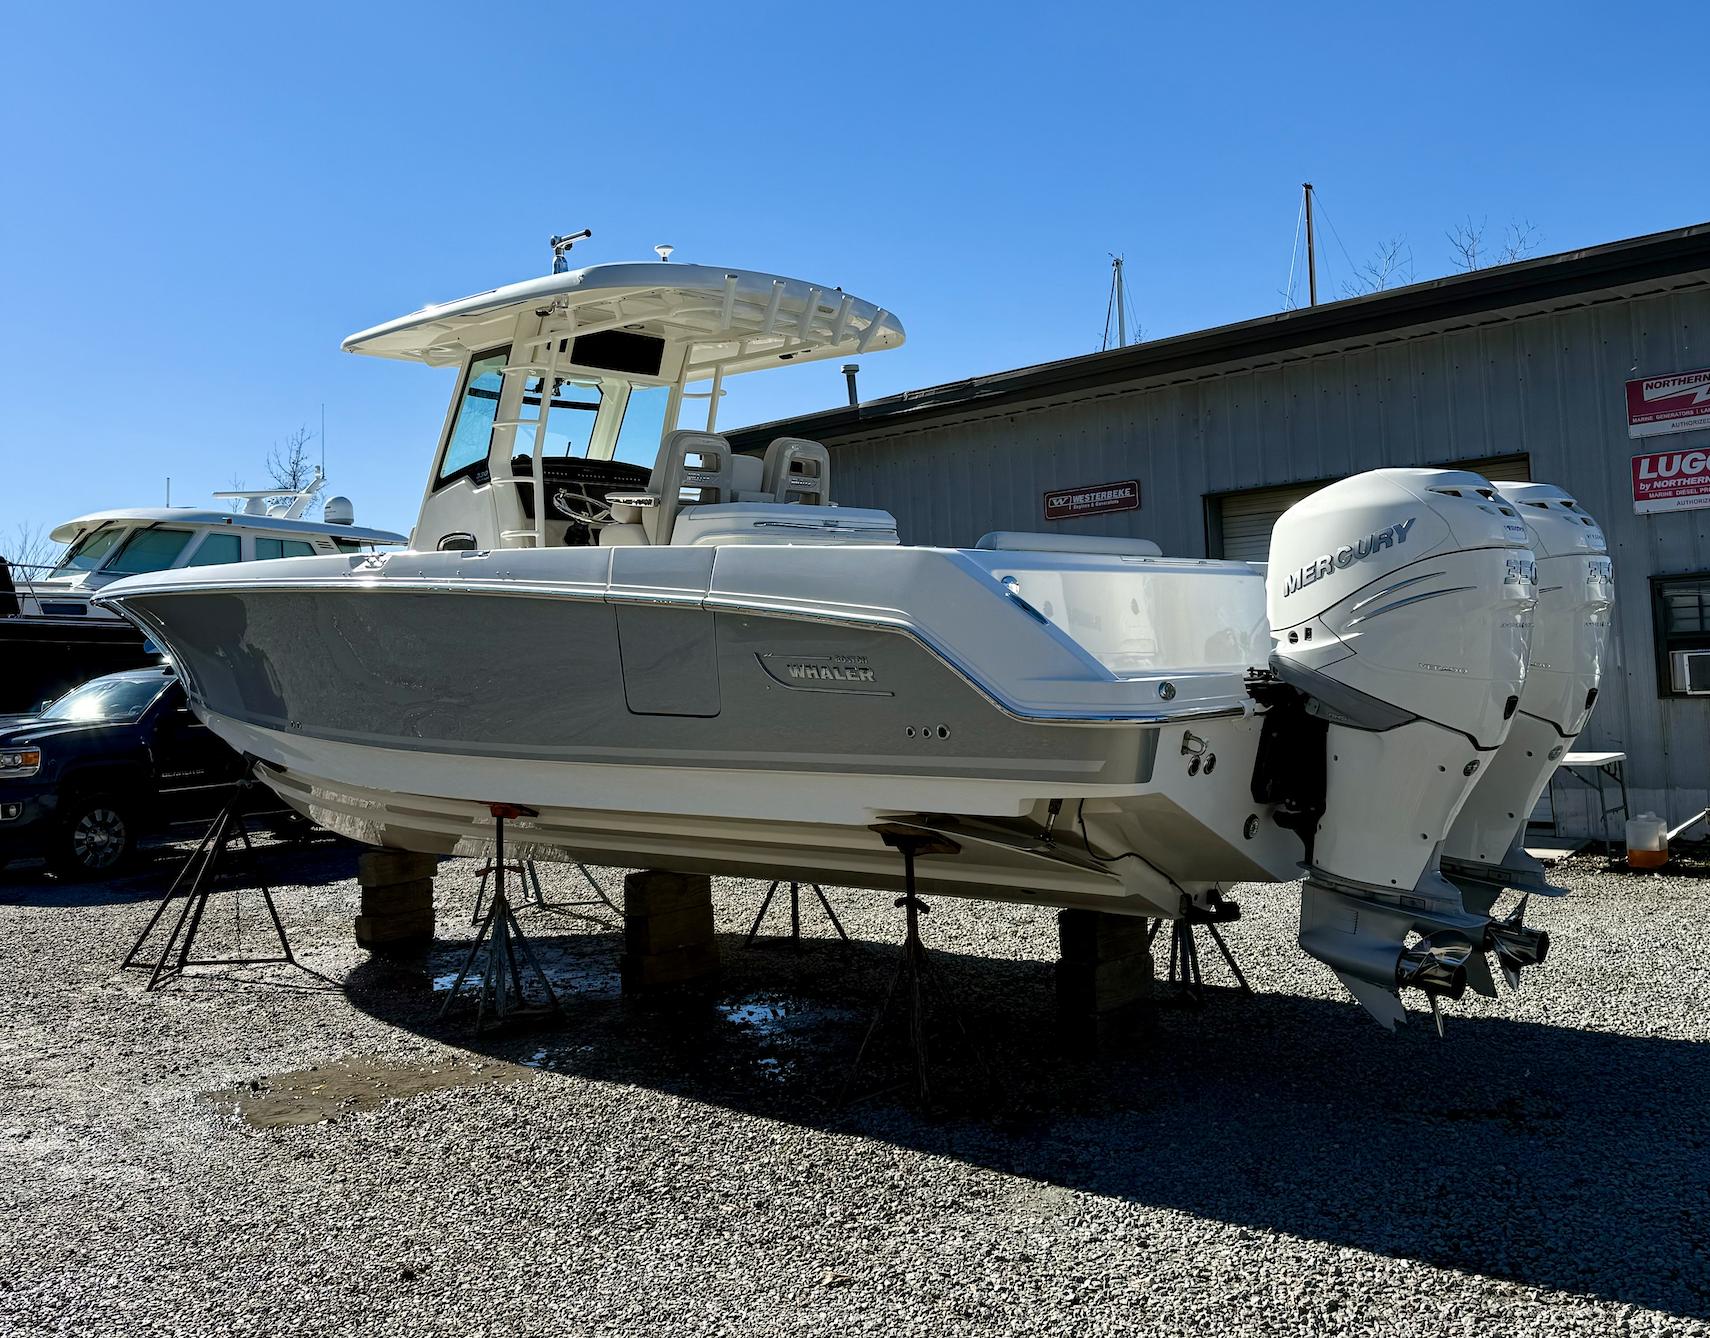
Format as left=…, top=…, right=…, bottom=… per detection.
left=1626, top=812, right=1668, bottom=869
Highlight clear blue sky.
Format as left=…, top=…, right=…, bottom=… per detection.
left=2, top=2, right=1705, bottom=544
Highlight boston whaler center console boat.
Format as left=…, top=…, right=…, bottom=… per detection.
left=94, top=247, right=1613, bottom=1032
left=1, top=472, right=405, bottom=710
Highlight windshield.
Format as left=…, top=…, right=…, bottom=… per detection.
left=613, top=384, right=671, bottom=467
left=106, top=528, right=195, bottom=575
left=42, top=675, right=170, bottom=722
left=50, top=524, right=127, bottom=576
left=517, top=376, right=601, bottom=459
left=439, top=348, right=508, bottom=482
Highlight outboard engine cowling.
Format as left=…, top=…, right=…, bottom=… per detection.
left=1443, top=483, right=1613, bottom=971
left=1265, top=468, right=1538, bottom=1030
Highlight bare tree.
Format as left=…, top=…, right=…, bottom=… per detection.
left=1340, top=237, right=1415, bottom=297
left=1447, top=216, right=1485, bottom=271
left=1, top=522, right=61, bottom=576
left=228, top=424, right=323, bottom=518
left=1495, top=219, right=1543, bottom=265
left=267, top=424, right=319, bottom=494
left=1448, top=216, right=1543, bottom=271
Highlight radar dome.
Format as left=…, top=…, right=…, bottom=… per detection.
left=324, top=496, right=355, bottom=525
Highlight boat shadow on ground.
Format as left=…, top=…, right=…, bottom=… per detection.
left=342, top=920, right=1710, bottom=1320
left=0, top=836, right=359, bottom=908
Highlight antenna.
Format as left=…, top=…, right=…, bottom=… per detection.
left=320, top=402, right=326, bottom=476
left=1102, top=254, right=1137, bottom=351
left=550, top=229, right=593, bottom=274
left=654, top=243, right=674, bottom=262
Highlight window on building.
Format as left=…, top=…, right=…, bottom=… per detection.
left=1651, top=573, right=1710, bottom=696
left=184, top=532, right=242, bottom=566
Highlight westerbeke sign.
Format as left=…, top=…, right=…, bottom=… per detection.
left=1043, top=479, right=1141, bottom=521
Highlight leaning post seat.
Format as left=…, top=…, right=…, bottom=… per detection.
left=645, top=430, right=738, bottom=545
left=762, top=437, right=832, bottom=506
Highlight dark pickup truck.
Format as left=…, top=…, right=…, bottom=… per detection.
left=0, top=666, right=256, bottom=878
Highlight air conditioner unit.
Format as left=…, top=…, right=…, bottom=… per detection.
left=1669, top=649, right=1710, bottom=694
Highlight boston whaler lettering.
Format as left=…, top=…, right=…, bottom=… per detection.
left=94, top=246, right=1613, bottom=1033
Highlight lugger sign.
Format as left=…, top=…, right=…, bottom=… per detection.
left=1632, top=447, right=1710, bottom=514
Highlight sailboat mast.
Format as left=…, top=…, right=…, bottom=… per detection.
left=1303, top=182, right=1318, bottom=306
left=1115, top=257, right=1127, bottom=349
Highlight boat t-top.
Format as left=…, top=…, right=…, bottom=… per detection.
left=95, top=241, right=1613, bottom=1034
left=1, top=471, right=404, bottom=709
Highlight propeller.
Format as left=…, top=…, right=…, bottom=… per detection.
left=1397, top=932, right=1475, bottom=1038
left=1487, top=893, right=1550, bottom=990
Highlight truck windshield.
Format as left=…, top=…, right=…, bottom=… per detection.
left=43, top=675, right=170, bottom=722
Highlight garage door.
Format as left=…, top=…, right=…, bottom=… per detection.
left=1210, top=455, right=1531, bottom=562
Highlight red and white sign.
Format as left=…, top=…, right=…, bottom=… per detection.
left=1626, top=367, right=1710, bottom=439
left=1044, top=479, right=1140, bottom=521
left=1632, top=448, right=1710, bottom=514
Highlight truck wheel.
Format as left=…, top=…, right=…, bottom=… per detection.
left=49, top=797, right=136, bottom=880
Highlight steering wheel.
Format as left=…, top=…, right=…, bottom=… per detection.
left=512, top=455, right=653, bottom=533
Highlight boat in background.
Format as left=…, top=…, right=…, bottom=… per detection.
left=94, top=244, right=1612, bottom=1033
left=0, top=471, right=404, bottom=710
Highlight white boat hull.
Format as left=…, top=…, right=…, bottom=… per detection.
left=210, top=708, right=1298, bottom=914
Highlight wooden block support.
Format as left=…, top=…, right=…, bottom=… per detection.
left=355, top=908, right=435, bottom=950
left=359, top=879, right=435, bottom=916
left=357, top=849, right=441, bottom=888
left=354, top=849, right=438, bottom=953
left=1055, top=909, right=1153, bottom=1017
left=621, top=870, right=718, bottom=994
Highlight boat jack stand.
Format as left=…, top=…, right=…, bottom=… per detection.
left=438, top=804, right=562, bottom=1031
left=122, top=767, right=297, bottom=991
left=1146, top=895, right=1252, bottom=1006
left=744, top=880, right=850, bottom=951
left=470, top=858, right=618, bottom=925
left=838, top=825, right=994, bottom=1108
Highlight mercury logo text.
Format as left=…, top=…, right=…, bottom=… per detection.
left=1286, top=519, right=1416, bottom=596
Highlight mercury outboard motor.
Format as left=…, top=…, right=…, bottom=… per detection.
left=1442, top=483, right=1613, bottom=991
left=1264, top=468, right=1537, bottom=1032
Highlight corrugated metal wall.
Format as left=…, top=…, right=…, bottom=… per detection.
left=1209, top=455, right=1530, bottom=561
left=817, top=279, right=1710, bottom=829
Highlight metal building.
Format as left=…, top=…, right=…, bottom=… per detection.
left=730, top=223, right=1710, bottom=833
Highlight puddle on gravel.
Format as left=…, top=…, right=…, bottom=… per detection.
left=719, top=992, right=854, bottom=1035
left=203, top=1055, right=535, bottom=1128
left=717, top=993, right=859, bottom=1083
left=719, top=998, right=793, bottom=1034
left=430, top=957, right=621, bottom=999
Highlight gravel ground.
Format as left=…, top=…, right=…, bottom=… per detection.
left=0, top=838, right=1705, bottom=1336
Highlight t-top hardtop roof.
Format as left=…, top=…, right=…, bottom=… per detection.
left=341, top=261, right=904, bottom=379
left=50, top=508, right=406, bottom=546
